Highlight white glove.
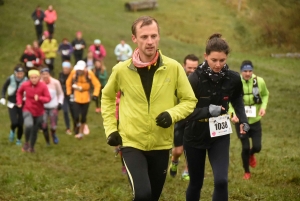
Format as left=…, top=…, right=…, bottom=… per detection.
left=0, top=98, right=6, bottom=105
left=72, top=84, right=82, bottom=91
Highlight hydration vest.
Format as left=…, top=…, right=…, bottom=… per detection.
left=7, top=75, right=27, bottom=96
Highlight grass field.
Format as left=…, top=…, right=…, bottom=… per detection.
left=0, top=0, right=299, bottom=200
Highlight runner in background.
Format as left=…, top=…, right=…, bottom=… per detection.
left=44, top=5, right=57, bottom=37
left=32, top=40, right=45, bottom=68
left=66, top=60, right=100, bottom=139
left=58, top=38, right=73, bottom=62
left=40, top=68, right=64, bottom=145
left=20, top=45, right=37, bottom=74
left=72, top=31, right=86, bottom=63
left=1, top=65, right=27, bottom=145
left=17, top=70, right=51, bottom=153
left=31, top=5, right=45, bottom=40
left=89, top=39, right=107, bottom=62
left=114, top=40, right=133, bottom=62
left=229, top=60, right=269, bottom=180
left=58, top=61, right=73, bottom=135
left=39, top=31, right=49, bottom=46
left=93, top=60, right=107, bottom=113
left=40, top=34, right=58, bottom=75
left=83, top=51, right=95, bottom=71
left=170, top=54, right=199, bottom=181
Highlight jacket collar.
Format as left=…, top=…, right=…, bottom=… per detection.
left=128, top=49, right=165, bottom=71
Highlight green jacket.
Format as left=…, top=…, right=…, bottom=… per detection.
left=101, top=51, right=197, bottom=151
left=229, top=74, right=269, bottom=124
left=40, top=39, right=58, bottom=58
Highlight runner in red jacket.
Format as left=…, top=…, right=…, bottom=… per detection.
left=16, top=69, right=51, bottom=153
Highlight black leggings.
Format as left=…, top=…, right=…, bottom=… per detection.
left=46, top=23, right=55, bottom=36
left=8, top=106, right=23, bottom=140
left=23, top=112, right=43, bottom=148
left=184, top=135, right=230, bottom=201
left=73, top=102, right=89, bottom=124
left=122, top=147, right=169, bottom=201
left=235, top=121, right=262, bottom=173
left=35, top=24, right=43, bottom=40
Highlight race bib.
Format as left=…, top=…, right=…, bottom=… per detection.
left=34, top=19, right=40, bottom=25
left=95, top=50, right=100, bottom=55
left=75, top=44, right=82, bottom=50
left=209, top=114, right=232, bottom=138
left=62, top=50, right=69, bottom=55
left=45, top=59, right=51, bottom=64
left=7, top=101, right=15, bottom=109
left=245, top=106, right=256, bottom=117
left=26, top=61, right=33, bottom=68
left=36, top=58, right=40, bottom=63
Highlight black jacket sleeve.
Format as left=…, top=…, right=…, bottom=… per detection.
left=177, top=71, right=210, bottom=124
left=1, top=77, right=10, bottom=98
left=230, top=71, right=248, bottom=124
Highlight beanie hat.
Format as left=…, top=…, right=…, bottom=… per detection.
left=28, top=70, right=40, bottom=77
left=14, top=65, right=24, bottom=73
left=240, top=60, right=254, bottom=71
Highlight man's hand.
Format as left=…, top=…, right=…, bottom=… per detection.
left=156, top=112, right=172, bottom=128
left=231, top=115, right=239, bottom=123
left=34, top=94, right=39, bottom=101
left=107, top=131, right=122, bottom=146
left=259, top=108, right=266, bottom=117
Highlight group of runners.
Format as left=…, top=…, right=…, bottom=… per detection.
left=3, top=6, right=270, bottom=200
left=102, top=16, right=269, bottom=201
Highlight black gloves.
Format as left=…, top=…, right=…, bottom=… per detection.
left=239, top=123, right=250, bottom=139
left=107, top=131, right=122, bottom=146
left=92, top=96, right=98, bottom=101
left=57, top=103, right=62, bottom=110
left=156, top=112, right=172, bottom=128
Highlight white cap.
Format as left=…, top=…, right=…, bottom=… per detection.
left=74, top=60, right=86, bottom=71
left=94, top=39, right=101, bottom=44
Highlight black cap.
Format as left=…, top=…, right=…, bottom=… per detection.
left=14, top=65, right=24, bottom=73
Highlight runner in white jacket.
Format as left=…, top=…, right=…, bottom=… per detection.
left=114, top=40, right=133, bottom=62
left=40, top=67, right=64, bottom=145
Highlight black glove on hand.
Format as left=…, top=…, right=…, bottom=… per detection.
left=107, top=131, right=122, bottom=146
left=92, top=96, right=98, bottom=101
left=239, top=123, right=250, bottom=139
left=156, top=112, right=172, bottom=128
left=57, top=103, right=62, bottom=110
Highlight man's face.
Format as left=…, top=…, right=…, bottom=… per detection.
left=121, top=40, right=125, bottom=46
left=30, top=74, right=40, bottom=85
left=132, top=21, right=160, bottom=61
left=204, top=51, right=227, bottom=73
left=184, top=59, right=199, bottom=76
left=241, top=70, right=253, bottom=81
left=63, top=39, right=68, bottom=44
left=15, top=72, right=25, bottom=80
left=41, top=72, right=50, bottom=82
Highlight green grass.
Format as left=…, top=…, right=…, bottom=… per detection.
left=0, top=0, right=300, bottom=200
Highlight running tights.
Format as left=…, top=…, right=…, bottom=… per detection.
left=122, top=147, right=169, bottom=201
left=184, top=136, right=230, bottom=201
left=8, top=106, right=23, bottom=140
left=235, top=121, right=262, bottom=173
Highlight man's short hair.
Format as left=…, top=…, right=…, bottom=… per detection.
left=183, top=54, right=199, bottom=65
left=131, top=16, right=159, bottom=36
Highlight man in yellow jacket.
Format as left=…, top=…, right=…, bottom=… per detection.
left=66, top=60, right=100, bottom=139
left=40, top=35, right=58, bottom=75
left=101, top=16, right=197, bottom=201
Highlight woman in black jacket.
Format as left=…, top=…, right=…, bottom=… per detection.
left=183, top=33, right=249, bottom=201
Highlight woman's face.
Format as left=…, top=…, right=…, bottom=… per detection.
left=204, top=51, right=227, bottom=73
left=30, top=74, right=40, bottom=85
